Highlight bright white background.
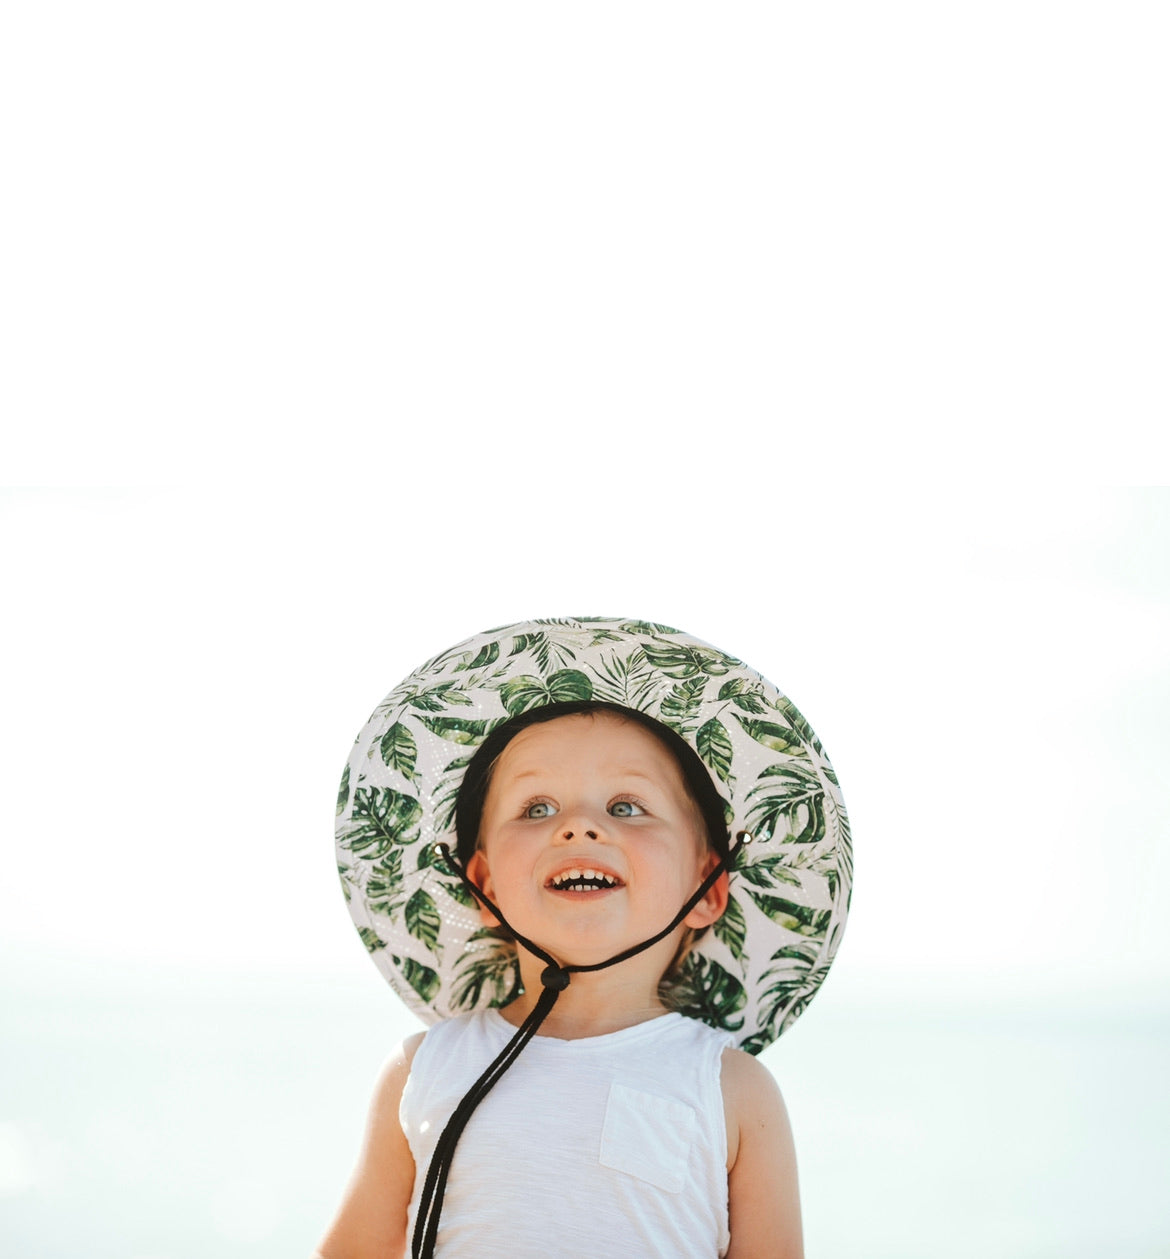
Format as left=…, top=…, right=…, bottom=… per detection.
left=3, top=3, right=1169, bottom=1256
left=3, top=489, right=1169, bottom=994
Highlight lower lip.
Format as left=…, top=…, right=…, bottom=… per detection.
left=545, top=885, right=622, bottom=898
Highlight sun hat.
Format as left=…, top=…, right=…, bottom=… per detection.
left=336, top=616, right=851, bottom=1056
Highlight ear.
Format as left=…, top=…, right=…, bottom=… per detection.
left=683, top=851, right=730, bottom=929
left=464, top=850, right=503, bottom=929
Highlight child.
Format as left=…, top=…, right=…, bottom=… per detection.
left=317, top=618, right=851, bottom=1259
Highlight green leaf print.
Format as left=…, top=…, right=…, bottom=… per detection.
left=403, top=680, right=473, bottom=712
left=755, top=763, right=822, bottom=786
left=365, top=849, right=404, bottom=916
left=432, top=782, right=462, bottom=835
left=432, top=754, right=475, bottom=833
left=744, top=890, right=831, bottom=937
left=716, top=678, right=768, bottom=714
left=340, top=787, right=423, bottom=858
left=336, top=763, right=350, bottom=816
left=618, top=620, right=681, bottom=636
left=497, top=669, right=593, bottom=716
left=527, top=631, right=579, bottom=674
left=733, top=716, right=809, bottom=757
left=455, top=641, right=500, bottom=671
left=696, top=717, right=734, bottom=783
left=745, top=765, right=826, bottom=844
left=770, top=695, right=824, bottom=759
left=379, top=722, right=418, bottom=781
left=451, top=930, right=521, bottom=1010
left=508, top=632, right=539, bottom=656
left=734, top=852, right=802, bottom=889
left=641, top=643, right=733, bottom=680
left=416, top=716, right=500, bottom=746
left=589, top=650, right=658, bottom=710
left=538, top=667, right=594, bottom=704
left=747, top=944, right=829, bottom=1048
left=764, top=940, right=819, bottom=971
left=404, top=888, right=441, bottom=956
left=416, top=841, right=451, bottom=872
left=666, top=955, right=746, bottom=1032
left=659, top=677, right=707, bottom=729
left=496, top=675, right=548, bottom=715
left=754, top=790, right=825, bottom=845
left=393, top=955, right=441, bottom=1005
left=712, top=894, right=748, bottom=963
left=358, top=927, right=386, bottom=953
left=832, top=801, right=853, bottom=888
left=438, top=877, right=476, bottom=909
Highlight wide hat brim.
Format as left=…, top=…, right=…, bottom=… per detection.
left=335, top=617, right=851, bottom=1055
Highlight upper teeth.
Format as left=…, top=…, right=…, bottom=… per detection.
left=551, top=868, right=618, bottom=888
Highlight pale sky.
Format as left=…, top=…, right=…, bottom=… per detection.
left=3, top=488, right=1167, bottom=1005
left=4, top=5, right=1167, bottom=487
left=3, top=5, right=1168, bottom=1006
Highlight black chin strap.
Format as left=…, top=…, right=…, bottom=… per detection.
left=410, top=833, right=746, bottom=1259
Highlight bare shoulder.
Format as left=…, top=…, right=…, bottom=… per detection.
left=314, top=1031, right=426, bottom=1259
left=721, top=1047, right=804, bottom=1259
left=720, top=1047, right=791, bottom=1161
left=371, top=1031, right=426, bottom=1119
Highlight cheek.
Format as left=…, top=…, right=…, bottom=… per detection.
left=467, top=835, right=529, bottom=896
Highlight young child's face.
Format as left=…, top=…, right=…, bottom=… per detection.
left=466, top=711, right=725, bottom=967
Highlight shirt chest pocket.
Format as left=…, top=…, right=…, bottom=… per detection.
left=598, top=1082, right=698, bottom=1194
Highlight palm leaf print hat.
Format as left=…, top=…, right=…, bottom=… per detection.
left=336, top=616, right=851, bottom=1056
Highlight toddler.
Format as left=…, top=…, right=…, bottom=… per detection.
left=316, top=619, right=850, bottom=1259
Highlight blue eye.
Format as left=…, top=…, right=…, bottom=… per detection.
left=609, top=800, right=645, bottom=818
left=525, top=801, right=557, bottom=819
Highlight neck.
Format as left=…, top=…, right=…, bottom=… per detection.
left=498, top=940, right=679, bottom=1039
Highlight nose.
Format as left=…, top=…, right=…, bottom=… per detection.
left=557, top=808, right=603, bottom=842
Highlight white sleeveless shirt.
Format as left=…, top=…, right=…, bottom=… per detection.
left=400, top=1009, right=736, bottom=1258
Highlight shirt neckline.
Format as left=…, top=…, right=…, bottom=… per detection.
left=484, top=1006, right=683, bottom=1047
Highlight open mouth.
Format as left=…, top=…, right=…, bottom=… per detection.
left=546, top=867, right=624, bottom=893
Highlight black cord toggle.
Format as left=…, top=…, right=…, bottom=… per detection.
left=540, top=964, right=571, bottom=992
